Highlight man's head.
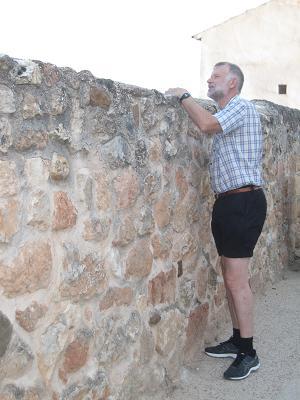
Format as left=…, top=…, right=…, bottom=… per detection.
left=207, top=62, right=244, bottom=106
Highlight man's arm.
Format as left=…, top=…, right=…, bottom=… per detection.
left=165, top=88, right=222, bottom=135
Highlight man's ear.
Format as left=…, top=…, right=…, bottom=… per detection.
left=229, top=76, right=238, bottom=90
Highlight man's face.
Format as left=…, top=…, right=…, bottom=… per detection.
left=207, top=65, right=232, bottom=101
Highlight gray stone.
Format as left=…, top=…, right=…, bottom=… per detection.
left=0, top=117, right=12, bottom=153
left=0, top=334, right=34, bottom=380
left=0, top=311, right=13, bottom=358
left=0, top=84, right=16, bottom=113
left=11, top=59, right=42, bottom=84
left=99, top=136, right=131, bottom=169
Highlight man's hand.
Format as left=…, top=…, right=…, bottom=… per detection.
left=165, top=88, right=188, bottom=98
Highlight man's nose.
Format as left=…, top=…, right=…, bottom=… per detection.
left=207, top=77, right=212, bottom=84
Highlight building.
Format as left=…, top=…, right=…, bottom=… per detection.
left=193, top=0, right=300, bottom=109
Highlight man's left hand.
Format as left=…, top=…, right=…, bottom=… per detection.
left=165, top=88, right=188, bottom=98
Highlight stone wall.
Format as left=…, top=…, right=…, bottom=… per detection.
left=0, top=55, right=299, bottom=400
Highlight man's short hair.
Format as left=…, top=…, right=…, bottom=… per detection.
left=215, top=62, right=244, bottom=93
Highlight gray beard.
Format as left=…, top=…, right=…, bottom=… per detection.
left=208, top=90, right=225, bottom=102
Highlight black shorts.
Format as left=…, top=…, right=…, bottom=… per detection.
left=211, top=189, right=267, bottom=258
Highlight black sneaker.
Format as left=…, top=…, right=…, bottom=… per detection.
left=205, top=338, right=239, bottom=358
left=223, top=352, right=260, bottom=380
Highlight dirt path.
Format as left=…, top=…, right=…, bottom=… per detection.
left=167, top=269, right=300, bottom=400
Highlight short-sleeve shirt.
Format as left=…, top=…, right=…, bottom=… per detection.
left=209, top=95, right=264, bottom=194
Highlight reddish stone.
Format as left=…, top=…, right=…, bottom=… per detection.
left=151, top=233, right=172, bottom=259
left=153, top=192, right=172, bottom=229
left=214, top=282, right=226, bottom=308
left=148, top=268, right=176, bottom=305
left=59, top=339, right=89, bottom=383
left=0, top=241, right=52, bottom=297
left=89, top=86, right=111, bottom=110
left=125, top=239, right=153, bottom=279
left=184, top=303, right=209, bottom=362
left=175, top=167, right=188, bottom=199
left=114, top=169, right=139, bottom=209
left=52, top=192, right=77, bottom=230
left=15, top=301, right=48, bottom=332
left=99, top=287, right=133, bottom=310
left=42, top=63, right=61, bottom=86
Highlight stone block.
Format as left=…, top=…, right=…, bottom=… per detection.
left=184, top=303, right=209, bottom=363
left=15, top=302, right=48, bottom=332
left=58, top=330, right=92, bottom=383
left=153, top=192, right=172, bottom=229
left=95, top=172, right=111, bottom=211
left=0, top=84, right=16, bottom=113
left=0, top=198, right=19, bottom=242
left=0, top=241, right=52, bottom=297
left=0, top=117, right=12, bottom=153
left=0, top=160, right=18, bottom=197
left=50, top=152, right=70, bottom=180
left=52, top=192, right=77, bottom=230
left=42, top=63, right=61, bottom=86
left=0, top=334, right=34, bottom=381
left=48, top=87, right=67, bottom=115
left=89, top=86, right=111, bottom=109
left=155, top=310, right=185, bottom=357
left=125, top=239, right=153, bottom=279
left=22, top=93, right=42, bottom=119
left=76, top=170, right=93, bottom=209
left=99, top=286, right=133, bottom=310
left=113, top=214, right=136, bottom=247
left=113, top=168, right=139, bottom=209
left=60, top=246, right=107, bottom=301
left=100, top=136, right=131, bottom=169
left=0, top=312, right=13, bottom=358
left=27, top=190, right=50, bottom=231
left=83, top=215, right=111, bottom=241
left=24, top=157, right=50, bottom=188
left=148, top=268, right=176, bottom=305
left=13, top=130, right=48, bottom=151
left=11, top=59, right=42, bottom=84
left=151, top=232, right=172, bottom=259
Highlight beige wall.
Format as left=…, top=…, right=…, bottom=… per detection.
left=197, top=0, right=300, bottom=109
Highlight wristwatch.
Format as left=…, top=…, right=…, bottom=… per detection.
left=179, top=92, right=191, bottom=103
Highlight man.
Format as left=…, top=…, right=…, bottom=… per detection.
left=165, top=62, right=267, bottom=380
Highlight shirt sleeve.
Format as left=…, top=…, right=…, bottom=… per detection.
left=214, top=99, right=246, bottom=134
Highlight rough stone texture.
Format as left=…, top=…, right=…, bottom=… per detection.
left=125, top=239, right=153, bottom=279
left=148, top=268, right=177, bottom=305
left=0, top=241, right=52, bottom=297
left=113, top=168, right=139, bottom=209
left=0, top=198, right=19, bottom=242
left=0, top=55, right=298, bottom=399
left=50, top=153, right=70, bottom=180
left=0, top=312, right=13, bottom=358
left=15, top=302, right=48, bottom=332
left=59, top=245, right=108, bottom=301
left=52, top=192, right=77, bottom=230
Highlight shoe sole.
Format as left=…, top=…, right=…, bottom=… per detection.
left=224, top=363, right=260, bottom=380
left=205, top=351, right=237, bottom=359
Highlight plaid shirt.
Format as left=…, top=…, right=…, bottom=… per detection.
left=209, top=95, right=264, bottom=194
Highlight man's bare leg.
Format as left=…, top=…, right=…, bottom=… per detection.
left=221, top=256, right=253, bottom=337
left=221, top=259, right=239, bottom=330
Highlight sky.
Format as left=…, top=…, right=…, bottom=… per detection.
left=1, top=0, right=267, bottom=97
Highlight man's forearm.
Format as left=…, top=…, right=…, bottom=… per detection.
left=180, top=96, right=221, bottom=135
left=165, top=88, right=221, bottom=135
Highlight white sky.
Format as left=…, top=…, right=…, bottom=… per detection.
left=1, top=0, right=267, bottom=97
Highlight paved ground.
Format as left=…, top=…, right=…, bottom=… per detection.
left=167, top=268, right=300, bottom=400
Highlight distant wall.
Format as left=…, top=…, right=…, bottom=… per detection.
left=0, top=55, right=299, bottom=400
left=197, top=0, right=300, bottom=109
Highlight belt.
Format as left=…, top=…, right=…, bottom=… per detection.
left=215, top=185, right=261, bottom=199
